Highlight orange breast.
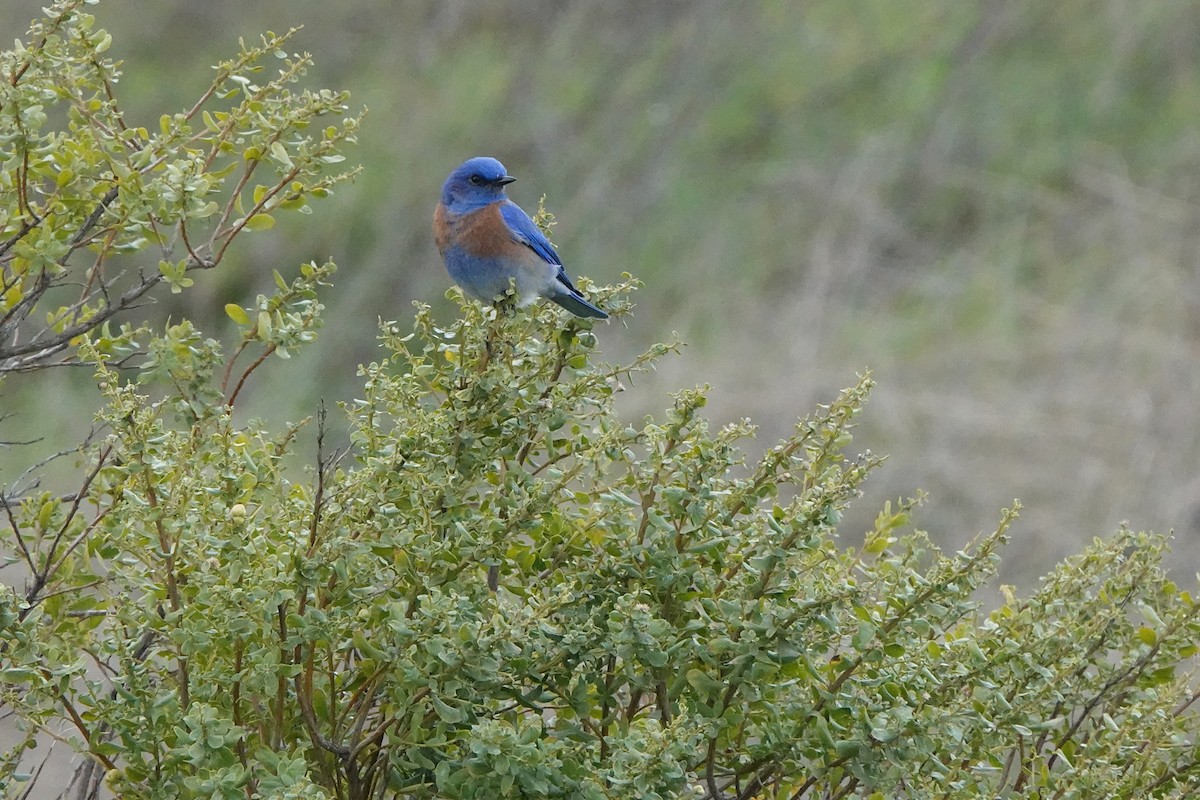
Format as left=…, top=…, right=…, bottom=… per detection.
left=434, top=203, right=522, bottom=259
left=433, top=204, right=453, bottom=252
left=462, top=203, right=520, bottom=256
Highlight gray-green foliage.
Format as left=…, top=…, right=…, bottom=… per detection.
left=0, top=0, right=359, bottom=380
left=6, top=278, right=1200, bottom=798
left=4, top=4, right=1200, bottom=800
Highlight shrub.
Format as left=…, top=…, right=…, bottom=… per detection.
left=3, top=4, right=1200, bottom=799
left=0, top=0, right=358, bottom=382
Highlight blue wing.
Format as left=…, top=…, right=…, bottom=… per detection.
left=498, top=200, right=608, bottom=319
left=499, top=201, right=562, bottom=266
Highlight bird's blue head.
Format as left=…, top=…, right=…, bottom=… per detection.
left=440, top=156, right=515, bottom=212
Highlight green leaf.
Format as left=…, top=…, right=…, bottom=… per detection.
left=257, top=311, right=273, bottom=338
left=852, top=621, right=876, bottom=651
left=269, top=141, right=294, bottom=169
left=685, top=668, right=723, bottom=696
left=243, top=213, right=275, bottom=231
left=430, top=695, right=465, bottom=723
left=224, top=304, right=250, bottom=325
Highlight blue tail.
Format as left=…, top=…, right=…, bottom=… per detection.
left=550, top=290, right=608, bottom=319
left=549, top=268, right=608, bottom=319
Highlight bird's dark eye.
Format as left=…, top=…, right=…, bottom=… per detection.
left=468, top=175, right=484, bottom=186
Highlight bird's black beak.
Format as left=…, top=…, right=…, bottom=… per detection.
left=497, top=175, right=516, bottom=185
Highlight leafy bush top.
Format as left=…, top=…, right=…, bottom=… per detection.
left=6, top=281, right=1200, bottom=798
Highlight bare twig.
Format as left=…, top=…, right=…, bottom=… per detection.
left=226, top=343, right=276, bottom=407
left=1, top=269, right=163, bottom=366
left=3, top=426, right=101, bottom=503
left=221, top=334, right=255, bottom=396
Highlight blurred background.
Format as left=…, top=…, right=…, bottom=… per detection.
left=5, top=0, right=1200, bottom=586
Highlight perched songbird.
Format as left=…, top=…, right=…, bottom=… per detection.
left=433, top=157, right=608, bottom=319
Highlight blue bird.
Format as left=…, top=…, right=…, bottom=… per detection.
left=433, top=157, right=608, bottom=319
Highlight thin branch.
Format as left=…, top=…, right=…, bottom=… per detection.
left=0, top=266, right=49, bottom=333
left=138, top=450, right=189, bottom=710
left=18, top=444, right=111, bottom=621
left=76, top=230, right=115, bottom=303
left=220, top=333, right=254, bottom=395
left=65, top=185, right=120, bottom=252
left=0, top=491, right=35, bottom=573
left=209, top=152, right=266, bottom=252
left=178, top=219, right=212, bottom=269
left=90, top=61, right=136, bottom=146
left=1, top=269, right=163, bottom=363
left=3, top=5, right=73, bottom=94
left=787, top=753, right=853, bottom=800
left=598, top=654, right=615, bottom=762
left=14, top=737, right=54, bottom=800
left=295, top=663, right=351, bottom=757
left=59, top=695, right=117, bottom=772
left=45, top=504, right=115, bottom=580
left=273, top=602, right=288, bottom=748
left=226, top=342, right=276, bottom=407
left=211, top=162, right=300, bottom=265
left=307, top=401, right=346, bottom=554
left=16, top=130, right=31, bottom=218
left=515, top=329, right=572, bottom=465
left=0, top=429, right=63, bottom=499
left=0, top=214, right=43, bottom=258
left=0, top=435, right=41, bottom=448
